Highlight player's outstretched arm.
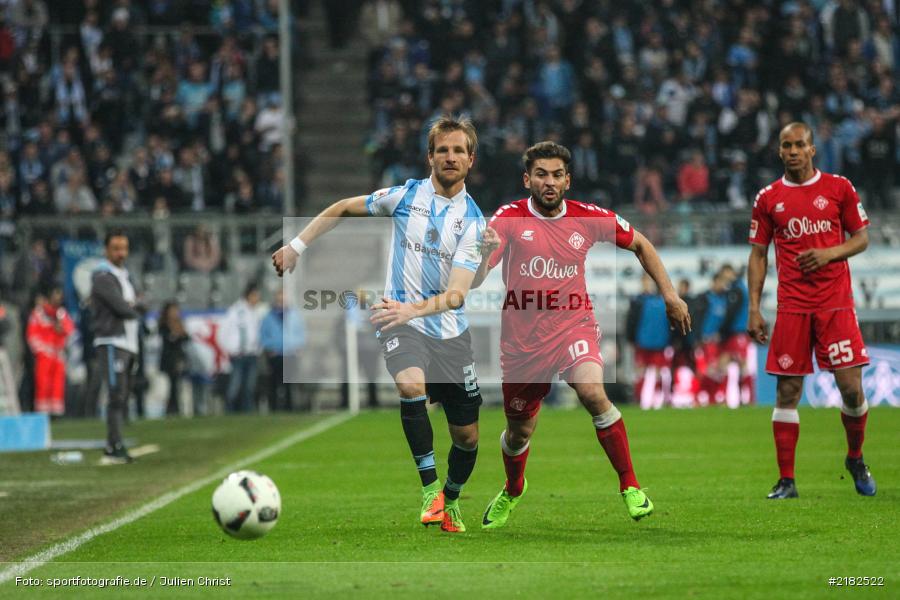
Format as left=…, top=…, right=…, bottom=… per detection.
left=271, top=195, right=369, bottom=277
left=747, top=243, right=769, bottom=344
left=370, top=267, right=476, bottom=331
left=627, top=230, right=691, bottom=334
left=796, top=228, right=868, bottom=273
left=472, top=226, right=501, bottom=288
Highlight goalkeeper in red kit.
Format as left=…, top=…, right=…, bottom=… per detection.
left=747, top=122, right=876, bottom=499
left=472, top=142, right=691, bottom=527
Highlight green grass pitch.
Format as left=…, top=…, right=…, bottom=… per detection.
left=1, top=407, right=897, bottom=599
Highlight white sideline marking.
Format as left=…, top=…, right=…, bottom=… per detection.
left=128, top=444, right=160, bottom=458
left=0, top=412, right=354, bottom=584
left=97, top=444, right=161, bottom=465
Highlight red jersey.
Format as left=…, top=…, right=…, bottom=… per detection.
left=488, top=198, right=635, bottom=356
left=748, top=170, right=868, bottom=312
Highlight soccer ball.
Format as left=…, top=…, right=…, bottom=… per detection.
left=212, top=470, right=281, bottom=540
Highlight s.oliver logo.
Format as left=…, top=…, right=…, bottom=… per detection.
left=519, top=256, right=579, bottom=279
left=781, top=217, right=832, bottom=240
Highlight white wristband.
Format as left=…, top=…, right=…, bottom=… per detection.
left=289, top=237, right=307, bottom=256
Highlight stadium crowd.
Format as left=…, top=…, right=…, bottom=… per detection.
left=363, top=0, right=899, bottom=214
left=0, top=0, right=303, bottom=241
left=1, top=1, right=311, bottom=417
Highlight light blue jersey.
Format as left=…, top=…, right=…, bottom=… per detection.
left=366, top=177, right=484, bottom=339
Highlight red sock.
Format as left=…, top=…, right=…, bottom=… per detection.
left=595, top=419, right=640, bottom=491
left=841, top=411, right=867, bottom=459
left=502, top=444, right=529, bottom=497
left=772, top=421, right=799, bottom=479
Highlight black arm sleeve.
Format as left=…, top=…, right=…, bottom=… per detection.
left=92, top=272, right=140, bottom=319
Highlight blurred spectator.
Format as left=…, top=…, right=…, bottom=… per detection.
left=219, top=282, right=262, bottom=413
left=54, top=169, right=97, bottom=214
left=677, top=149, right=710, bottom=203
left=176, top=60, right=213, bottom=129
left=0, top=168, right=15, bottom=249
left=87, top=143, right=117, bottom=196
left=54, top=58, right=88, bottom=127
left=254, top=97, right=283, bottom=151
left=50, top=147, right=84, bottom=190
left=105, top=169, right=137, bottom=213
left=569, top=129, right=601, bottom=200
left=182, top=224, right=222, bottom=273
left=259, top=289, right=305, bottom=412
left=158, top=300, right=189, bottom=416
left=0, top=302, right=16, bottom=414
left=18, top=141, right=45, bottom=189
left=255, top=35, right=280, bottom=104
left=128, top=147, right=154, bottom=205
left=721, top=151, right=753, bottom=210
left=147, top=167, right=186, bottom=211
left=718, top=264, right=752, bottom=408
left=173, top=145, right=209, bottom=211
left=537, top=45, right=576, bottom=120
left=26, top=284, right=74, bottom=416
left=626, top=275, right=672, bottom=410
left=860, top=113, right=896, bottom=210
left=18, top=180, right=54, bottom=215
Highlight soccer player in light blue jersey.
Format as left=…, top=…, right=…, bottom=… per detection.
left=272, top=116, right=485, bottom=532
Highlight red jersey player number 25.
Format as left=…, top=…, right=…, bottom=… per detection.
left=749, top=170, right=868, bottom=313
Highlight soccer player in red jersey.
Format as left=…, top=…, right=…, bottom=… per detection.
left=747, top=122, right=876, bottom=499
left=473, top=142, right=691, bottom=526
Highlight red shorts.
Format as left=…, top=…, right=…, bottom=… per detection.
left=634, top=347, right=673, bottom=368
left=501, top=321, right=603, bottom=420
left=766, top=308, right=868, bottom=375
left=722, top=333, right=750, bottom=356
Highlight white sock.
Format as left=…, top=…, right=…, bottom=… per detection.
left=840, top=400, right=868, bottom=417
left=592, top=405, right=622, bottom=429
left=500, top=429, right=529, bottom=456
left=772, top=408, right=799, bottom=424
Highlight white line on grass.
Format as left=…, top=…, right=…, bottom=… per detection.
left=0, top=412, right=354, bottom=584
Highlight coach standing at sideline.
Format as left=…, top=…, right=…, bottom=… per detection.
left=90, top=230, right=141, bottom=465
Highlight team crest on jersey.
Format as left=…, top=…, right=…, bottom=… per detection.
left=775, top=202, right=785, bottom=213
left=568, top=232, right=585, bottom=250
left=616, top=214, right=631, bottom=231
left=778, top=354, right=794, bottom=370
left=813, top=196, right=828, bottom=210
left=452, top=218, right=464, bottom=235
left=521, top=230, right=534, bottom=241
left=385, top=337, right=399, bottom=352
left=857, top=202, right=868, bottom=222
left=510, top=397, right=527, bottom=411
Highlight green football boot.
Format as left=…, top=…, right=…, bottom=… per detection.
left=622, top=486, right=654, bottom=521
left=481, top=479, right=528, bottom=529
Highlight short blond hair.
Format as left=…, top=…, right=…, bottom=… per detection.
left=426, top=115, right=478, bottom=156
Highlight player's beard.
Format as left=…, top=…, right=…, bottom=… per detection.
left=435, top=164, right=467, bottom=190
left=531, top=188, right=564, bottom=212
